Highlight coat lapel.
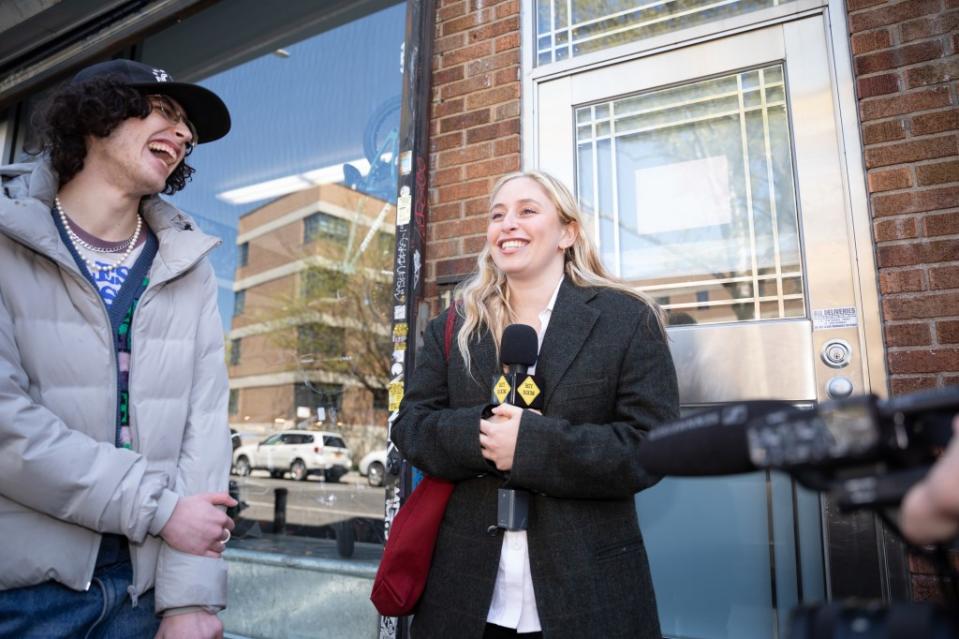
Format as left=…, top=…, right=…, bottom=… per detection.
left=470, top=326, right=499, bottom=400
left=537, top=280, right=599, bottom=407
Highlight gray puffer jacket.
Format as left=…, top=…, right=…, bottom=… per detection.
left=0, top=160, right=232, bottom=613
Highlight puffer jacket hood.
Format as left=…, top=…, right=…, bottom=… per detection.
left=0, top=160, right=220, bottom=286
left=0, top=159, right=232, bottom=613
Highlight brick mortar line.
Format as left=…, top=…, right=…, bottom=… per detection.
left=846, top=0, right=947, bottom=17
left=856, top=59, right=959, bottom=82
left=878, top=266, right=953, bottom=280
left=870, top=210, right=923, bottom=220
left=890, top=373, right=957, bottom=377
left=881, top=288, right=959, bottom=297
left=868, top=181, right=959, bottom=196
left=881, top=285, right=959, bottom=291
left=860, top=86, right=957, bottom=105
left=852, top=18, right=959, bottom=36
left=886, top=344, right=959, bottom=351
left=871, top=157, right=959, bottom=168
left=856, top=46, right=959, bottom=67
left=436, top=97, right=520, bottom=110
left=868, top=178, right=952, bottom=194
left=872, top=211, right=959, bottom=230
left=434, top=24, right=520, bottom=49
left=866, top=158, right=957, bottom=171
left=888, top=316, right=959, bottom=323
left=886, top=315, right=959, bottom=324
left=880, top=284, right=959, bottom=293
left=875, top=237, right=959, bottom=249
left=860, top=105, right=957, bottom=124
left=856, top=40, right=959, bottom=56
left=878, top=263, right=933, bottom=272
left=863, top=123, right=959, bottom=141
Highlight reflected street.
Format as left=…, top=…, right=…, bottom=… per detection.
left=233, top=472, right=385, bottom=530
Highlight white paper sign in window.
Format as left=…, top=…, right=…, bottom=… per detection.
left=634, top=155, right=732, bottom=235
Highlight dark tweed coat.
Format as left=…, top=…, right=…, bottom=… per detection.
left=392, top=280, right=680, bottom=639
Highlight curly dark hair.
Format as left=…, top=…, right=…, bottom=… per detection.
left=34, top=75, right=195, bottom=194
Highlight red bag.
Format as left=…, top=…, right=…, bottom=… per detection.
left=370, top=475, right=455, bottom=616
left=370, top=304, right=459, bottom=617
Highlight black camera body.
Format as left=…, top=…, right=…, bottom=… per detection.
left=643, top=386, right=959, bottom=638
left=746, top=387, right=958, bottom=511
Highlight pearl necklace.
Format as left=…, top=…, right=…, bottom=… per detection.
left=55, top=196, right=142, bottom=275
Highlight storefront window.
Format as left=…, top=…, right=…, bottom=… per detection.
left=9, top=0, right=401, bottom=618
left=142, top=1, right=403, bottom=635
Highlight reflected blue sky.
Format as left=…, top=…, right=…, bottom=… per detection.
left=156, top=3, right=406, bottom=328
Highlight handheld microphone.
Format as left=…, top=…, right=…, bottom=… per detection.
left=493, top=324, right=543, bottom=410
left=491, top=324, right=541, bottom=531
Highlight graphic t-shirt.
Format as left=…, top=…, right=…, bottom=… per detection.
left=51, top=208, right=157, bottom=449
left=70, top=222, right=147, bottom=307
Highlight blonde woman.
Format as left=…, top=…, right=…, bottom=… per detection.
left=392, top=171, right=679, bottom=639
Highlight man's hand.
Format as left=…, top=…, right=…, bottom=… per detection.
left=479, top=404, right=527, bottom=471
left=900, top=417, right=959, bottom=545
left=160, top=493, right=237, bottom=558
left=155, top=611, right=223, bottom=639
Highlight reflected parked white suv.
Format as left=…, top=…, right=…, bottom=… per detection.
left=358, top=448, right=388, bottom=487
left=232, top=430, right=352, bottom=482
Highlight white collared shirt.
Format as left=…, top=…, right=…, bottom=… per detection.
left=486, top=276, right=564, bottom=632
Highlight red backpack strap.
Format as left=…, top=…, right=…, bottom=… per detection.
left=443, top=301, right=457, bottom=363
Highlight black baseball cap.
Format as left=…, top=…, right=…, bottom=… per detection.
left=71, top=59, right=231, bottom=144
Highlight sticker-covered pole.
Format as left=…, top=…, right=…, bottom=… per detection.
left=380, top=1, right=435, bottom=638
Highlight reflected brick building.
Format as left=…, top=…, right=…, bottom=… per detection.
left=228, top=182, right=394, bottom=455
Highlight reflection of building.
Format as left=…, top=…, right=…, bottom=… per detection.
left=227, top=182, right=394, bottom=440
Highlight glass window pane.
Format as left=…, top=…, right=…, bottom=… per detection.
left=536, top=0, right=799, bottom=65
left=575, top=65, right=805, bottom=325
left=324, top=435, right=348, bottom=448
left=132, top=4, right=402, bottom=623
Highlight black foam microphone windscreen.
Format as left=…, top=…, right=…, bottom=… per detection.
left=636, top=402, right=796, bottom=476
left=501, top=324, right=538, bottom=369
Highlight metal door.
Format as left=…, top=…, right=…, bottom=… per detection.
left=534, top=14, right=886, bottom=639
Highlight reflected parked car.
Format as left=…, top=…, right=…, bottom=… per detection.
left=232, top=430, right=352, bottom=482
left=358, top=448, right=387, bottom=487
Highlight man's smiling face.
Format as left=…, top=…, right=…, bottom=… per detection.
left=85, top=94, right=195, bottom=196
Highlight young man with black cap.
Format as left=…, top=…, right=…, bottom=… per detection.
left=0, top=60, right=236, bottom=638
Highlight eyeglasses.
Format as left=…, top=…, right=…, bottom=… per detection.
left=147, top=95, right=198, bottom=152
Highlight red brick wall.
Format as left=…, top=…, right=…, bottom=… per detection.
left=848, top=0, right=959, bottom=394
left=427, top=0, right=522, bottom=303
left=425, top=2, right=958, bottom=386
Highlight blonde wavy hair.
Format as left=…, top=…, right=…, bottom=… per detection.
left=453, top=170, right=666, bottom=374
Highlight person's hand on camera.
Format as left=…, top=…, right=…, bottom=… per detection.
left=900, top=416, right=959, bottom=545
left=480, top=404, right=527, bottom=471
left=160, top=492, right=237, bottom=558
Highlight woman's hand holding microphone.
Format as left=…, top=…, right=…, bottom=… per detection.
left=480, top=404, right=540, bottom=472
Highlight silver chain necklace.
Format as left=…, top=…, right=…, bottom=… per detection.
left=55, top=196, right=142, bottom=275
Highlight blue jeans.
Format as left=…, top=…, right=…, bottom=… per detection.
left=0, top=535, right=161, bottom=639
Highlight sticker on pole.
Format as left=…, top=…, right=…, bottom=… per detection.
left=812, top=307, right=858, bottom=330
left=396, top=187, right=412, bottom=226
left=388, top=380, right=404, bottom=412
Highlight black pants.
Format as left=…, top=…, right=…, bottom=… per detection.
left=483, top=623, right=543, bottom=639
